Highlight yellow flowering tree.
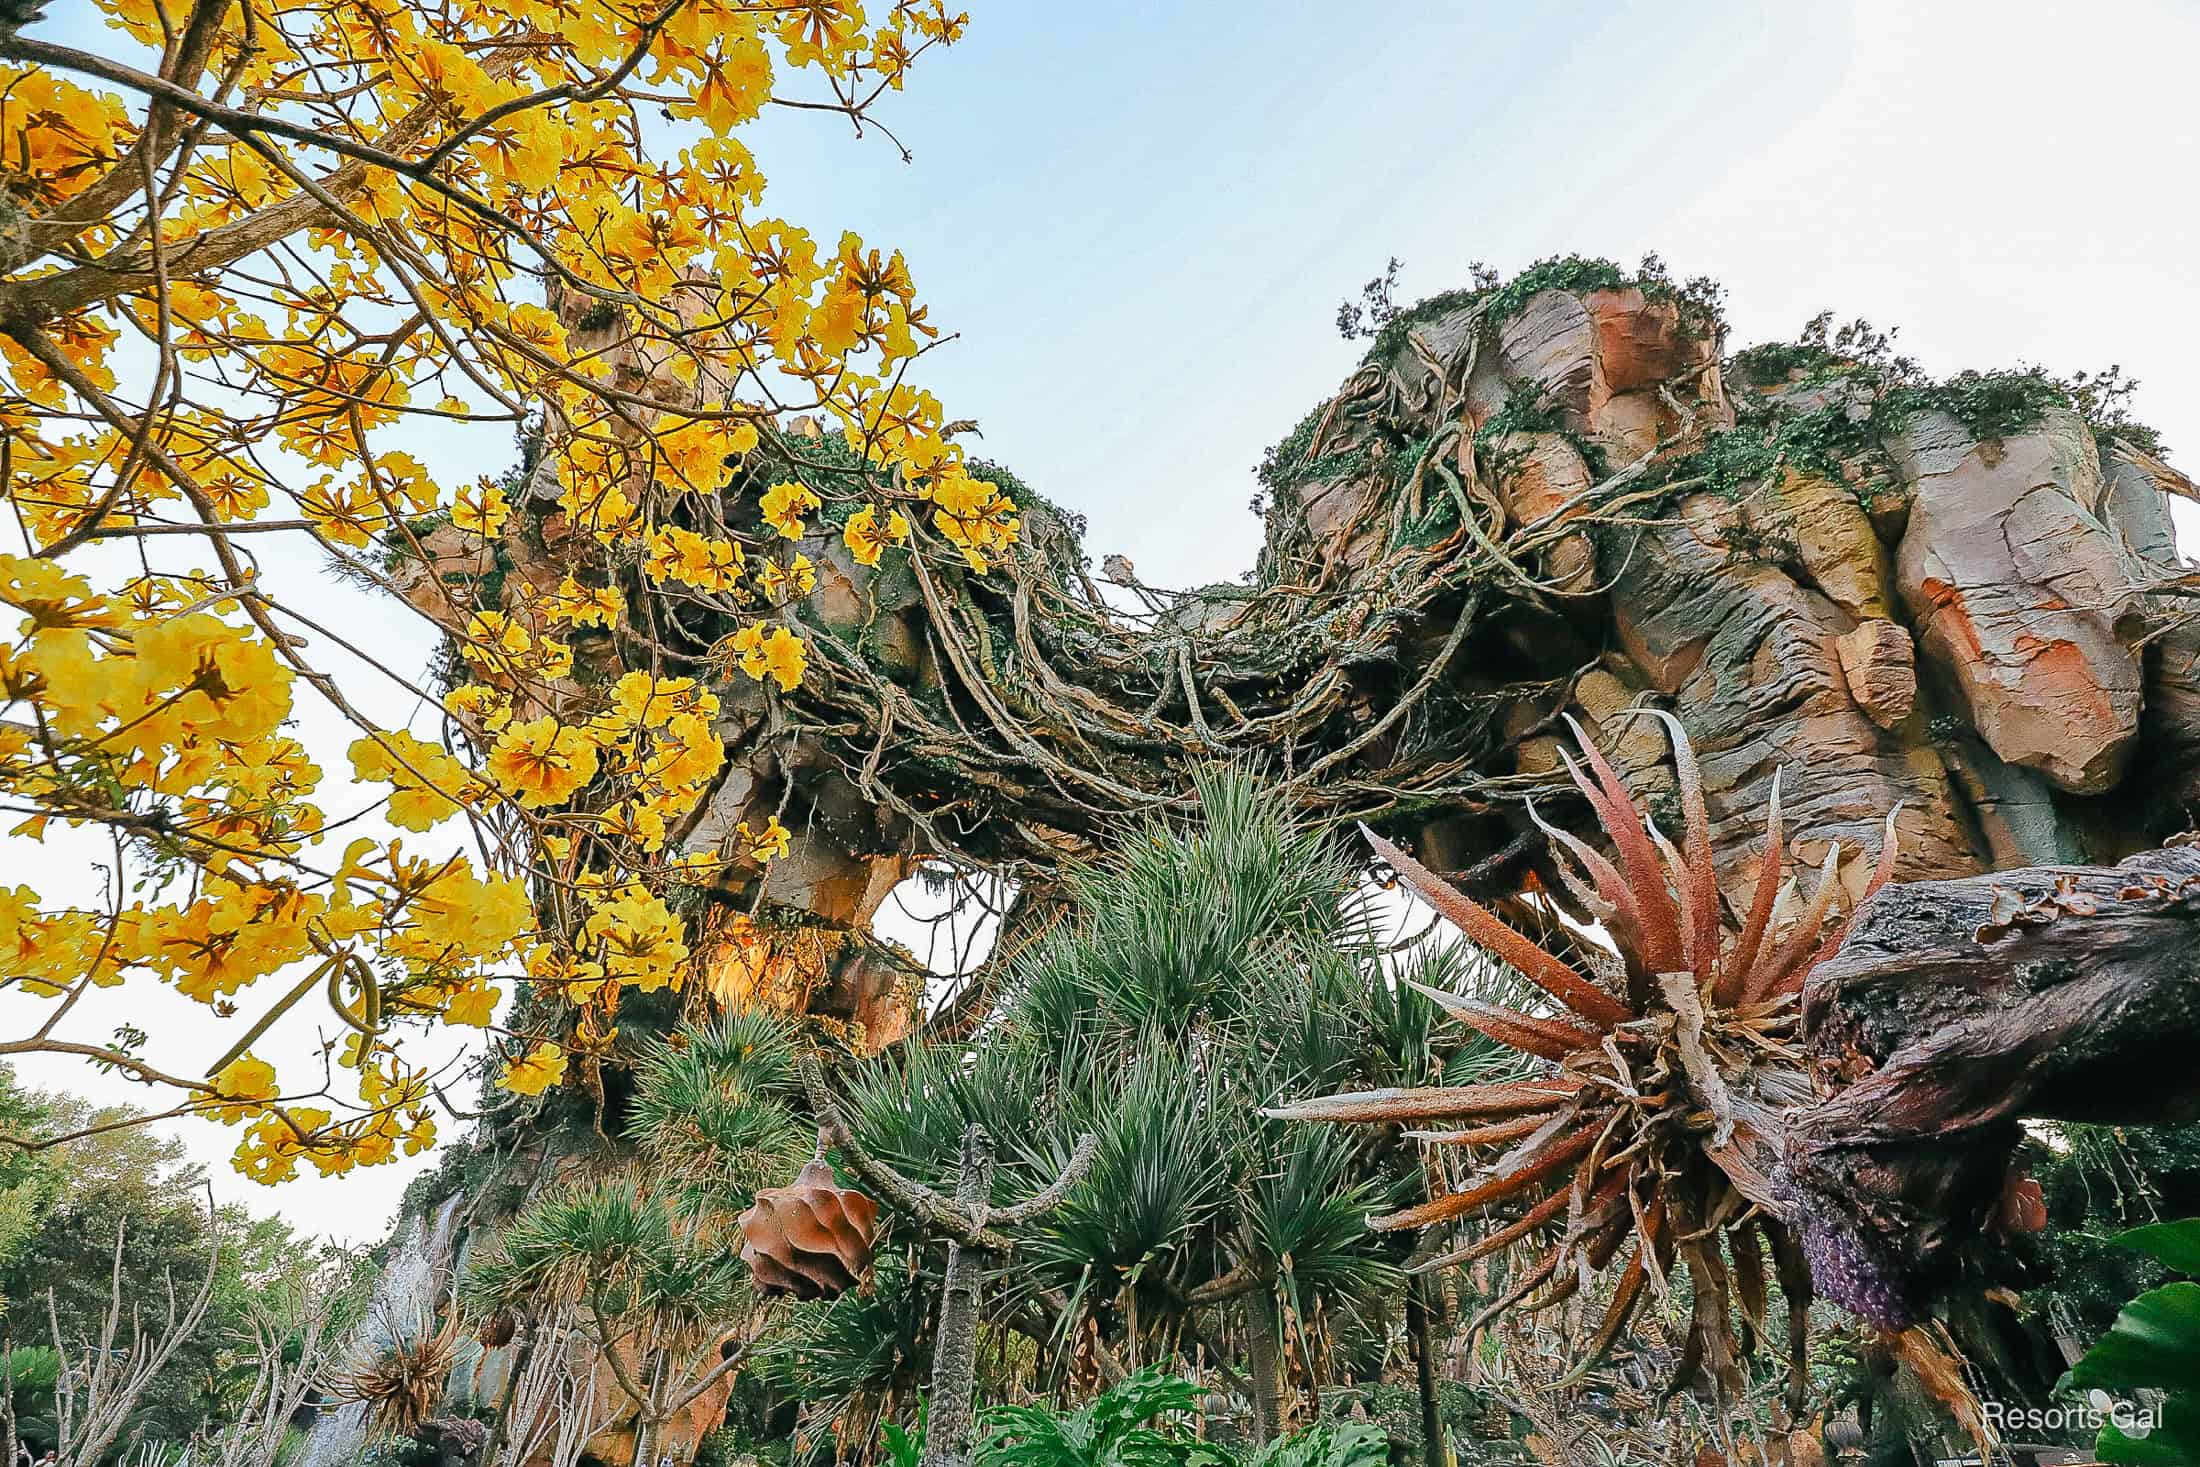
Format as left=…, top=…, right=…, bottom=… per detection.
left=0, top=0, right=1011, bottom=1184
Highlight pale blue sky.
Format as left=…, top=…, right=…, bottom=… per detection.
left=726, top=0, right=2200, bottom=587
left=734, top=1, right=1855, bottom=587
left=15, top=0, right=2200, bottom=1240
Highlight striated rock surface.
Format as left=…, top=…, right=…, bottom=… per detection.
left=1242, top=261, right=2200, bottom=901
left=381, top=254, right=2200, bottom=1121
left=1889, top=407, right=2144, bottom=794
left=1834, top=620, right=1916, bottom=731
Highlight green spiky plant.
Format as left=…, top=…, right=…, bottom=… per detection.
left=773, top=766, right=1520, bottom=1453
left=976, top=1369, right=1220, bottom=1467
left=1270, top=714, right=1897, bottom=1439
left=463, top=1010, right=812, bottom=1465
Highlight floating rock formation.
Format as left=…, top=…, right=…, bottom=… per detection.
left=373, top=257, right=2200, bottom=1462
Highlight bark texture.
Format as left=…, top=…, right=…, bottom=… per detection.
left=922, top=1126, right=996, bottom=1467
left=1784, top=842, right=2200, bottom=1327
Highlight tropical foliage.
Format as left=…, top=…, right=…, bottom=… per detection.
left=462, top=1009, right=809, bottom=1460
left=756, top=766, right=1525, bottom=1442
left=439, top=766, right=1529, bottom=1461
left=2064, top=1217, right=2200, bottom=1465
left=974, top=1368, right=1386, bottom=1467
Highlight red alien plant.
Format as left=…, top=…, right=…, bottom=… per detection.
left=1270, top=712, right=1897, bottom=1414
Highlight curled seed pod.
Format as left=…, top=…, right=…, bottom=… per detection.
left=737, top=1157, right=878, bottom=1300
left=1824, top=1419, right=1867, bottom=1452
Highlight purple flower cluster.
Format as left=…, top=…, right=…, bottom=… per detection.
left=1796, top=1207, right=1915, bottom=1330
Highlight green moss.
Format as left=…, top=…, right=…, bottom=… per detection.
left=1670, top=365, right=2090, bottom=524
left=1481, top=253, right=1629, bottom=324
left=1362, top=254, right=1630, bottom=369
left=966, top=456, right=1089, bottom=550
left=963, top=456, right=1032, bottom=503
left=1359, top=252, right=1722, bottom=368
left=1680, top=422, right=1781, bottom=500
left=1390, top=499, right=1457, bottom=552
left=1346, top=254, right=1610, bottom=367
left=1729, top=312, right=1914, bottom=389
left=1472, top=388, right=1568, bottom=450
left=1256, top=401, right=1376, bottom=493
left=1358, top=284, right=1489, bottom=367
left=1729, top=338, right=1843, bottom=385
left=1884, top=367, right=2072, bottom=444
left=1472, top=386, right=1611, bottom=481
left=1734, top=313, right=2166, bottom=457
left=1385, top=431, right=1438, bottom=489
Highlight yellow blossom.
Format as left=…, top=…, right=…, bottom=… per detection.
left=497, top=1041, right=568, bottom=1096
left=727, top=623, right=807, bottom=692
left=451, top=479, right=510, bottom=537
left=760, top=480, right=821, bottom=539
left=754, top=553, right=816, bottom=602
left=842, top=504, right=910, bottom=566
left=485, top=717, right=601, bottom=808
left=540, top=576, right=622, bottom=628
left=207, top=1054, right=279, bottom=1124
left=735, top=815, right=792, bottom=863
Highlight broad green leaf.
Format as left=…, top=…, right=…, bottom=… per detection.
left=2097, top=1394, right=2200, bottom=1465
left=2066, top=1281, right=2200, bottom=1391
left=2113, top=1218, right=2200, bottom=1276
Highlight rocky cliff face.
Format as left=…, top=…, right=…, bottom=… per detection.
left=1260, top=265, right=2198, bottom=906
left=383, top=254, right=2200, bottom=1061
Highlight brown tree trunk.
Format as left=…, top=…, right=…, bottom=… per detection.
left=1784, top=841, right=2200, bottom=1327
left=1244, top=1293, right=1284, bottom=1446
left=1406, top=1276, right=1445, bottom=1467
left=921, top=1126, right=997, bottom=1467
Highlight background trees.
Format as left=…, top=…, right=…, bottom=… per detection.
left=0, top=1064, right=370, bottom=1457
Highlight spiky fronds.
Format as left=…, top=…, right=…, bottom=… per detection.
left=623, top=1008, right=808, bottom=1198
left=1269, top=712, right=1896, bottom=1417
left=328, top=1315, right=463, bottom=1437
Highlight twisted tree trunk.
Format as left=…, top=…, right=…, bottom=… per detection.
left=923, top=1125, right=997, bottom=1467
left=1784, top=842, right=2200, bottom=1327
left=1406, top=1276, right=1446, bottom=1467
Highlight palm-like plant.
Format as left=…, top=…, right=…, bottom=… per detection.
left=976, top=1367, right=1222, bottom=1467
left=328, top=1315, right=465, bottom=1438
left=462, top=1010, right=812, bottom=1464
left=749, top=1250, right=931, bottom=1440
left=973, top=1368, right=1388, bottom=1467
left=989, top=772, right=1419, bottom=1400
left=798, top=766, right=1472, bottom=1442
left=1270, top=713, right=1897, bottom=1422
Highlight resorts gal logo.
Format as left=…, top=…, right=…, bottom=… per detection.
left=1979, top=1389, right=2162, bottom=1439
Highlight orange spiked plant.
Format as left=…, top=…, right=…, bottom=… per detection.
left=1267, top=710, right=1898, bottom=1411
